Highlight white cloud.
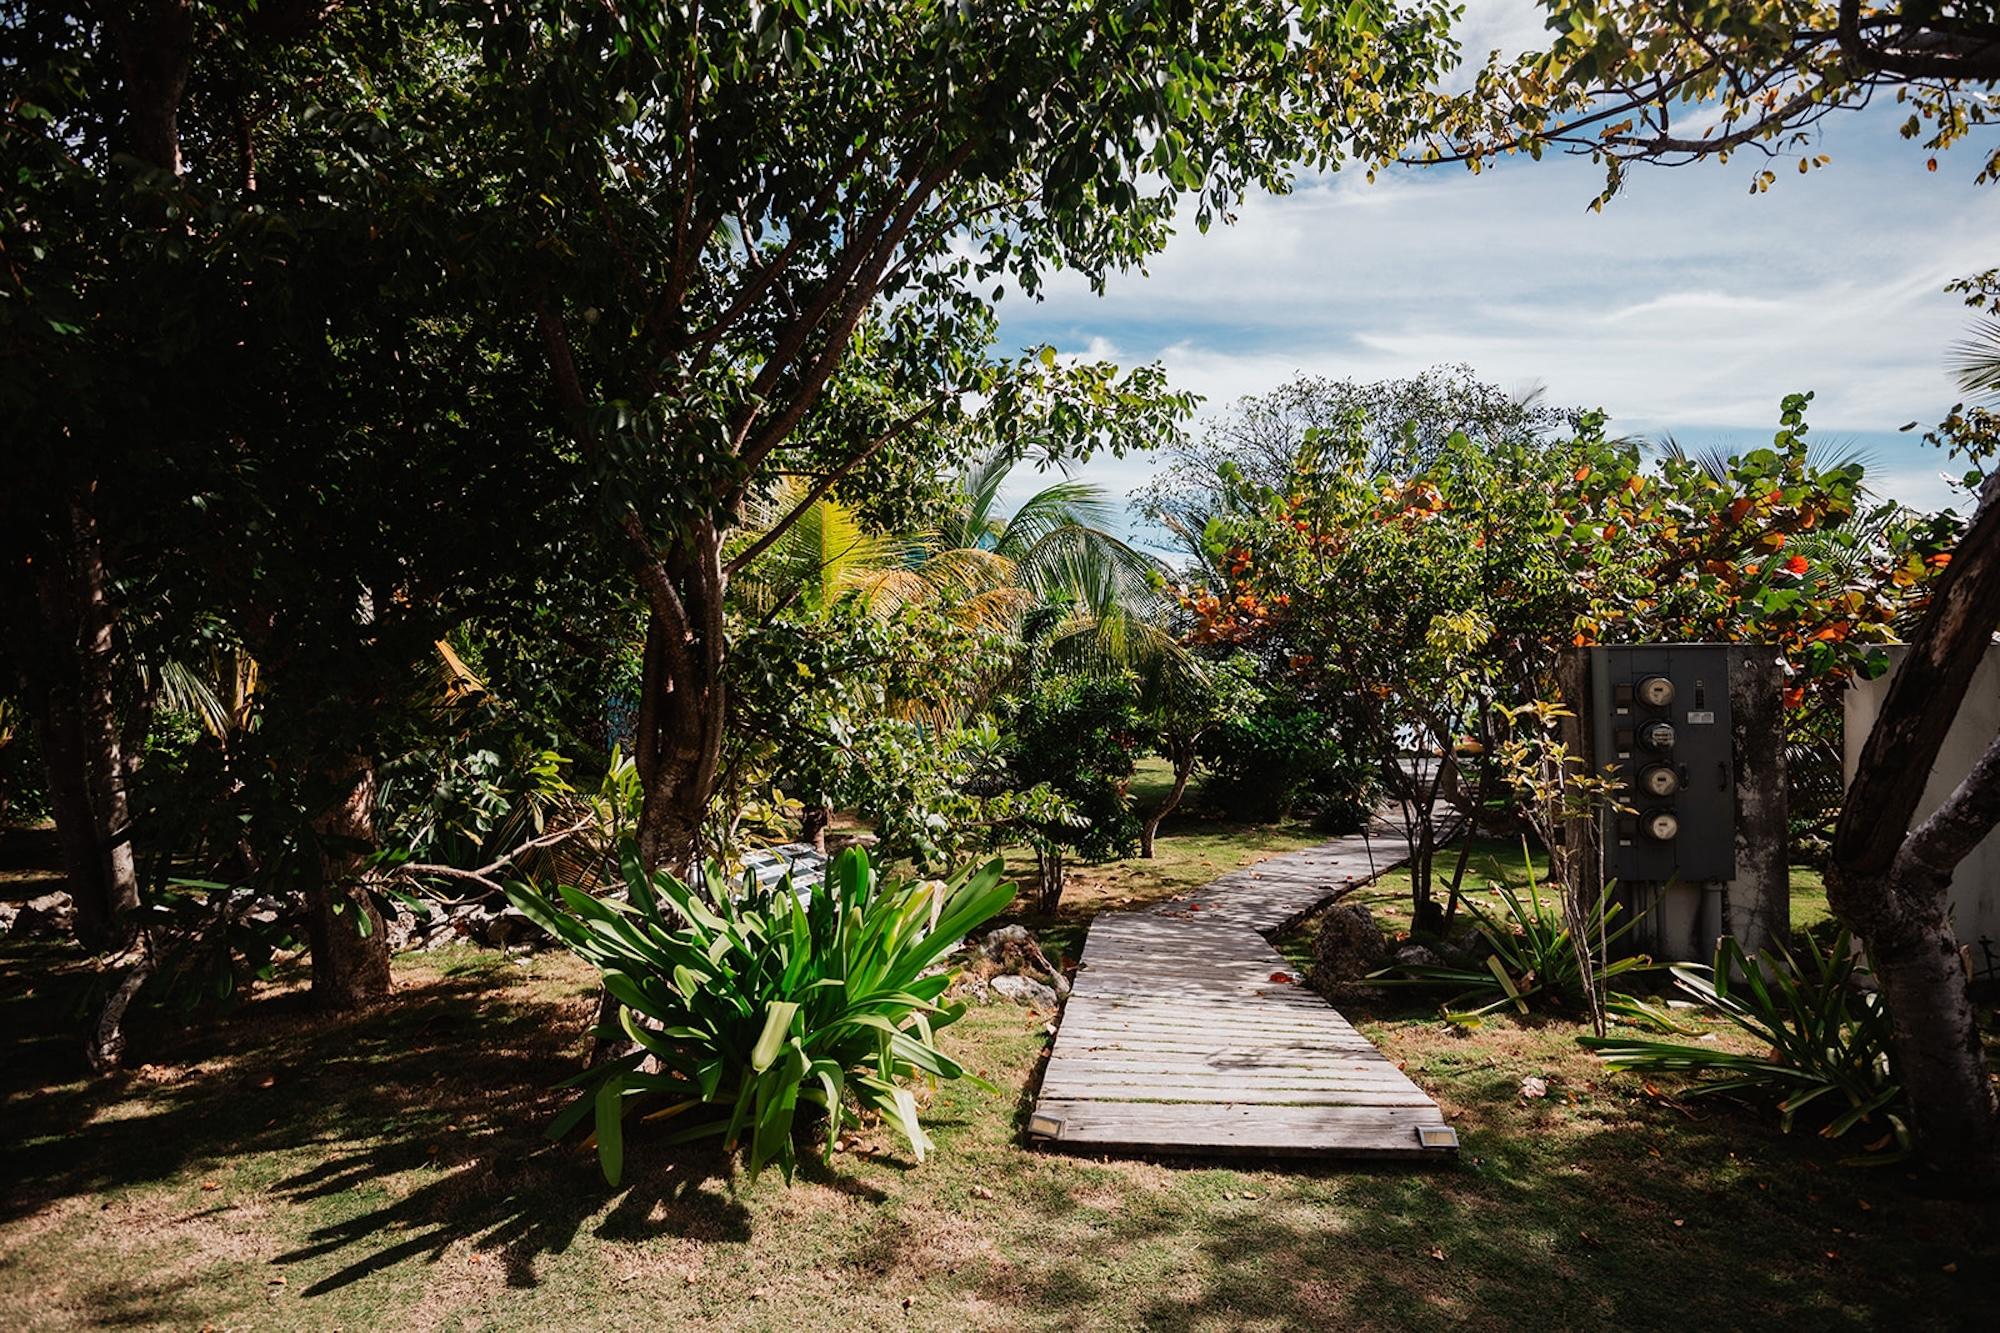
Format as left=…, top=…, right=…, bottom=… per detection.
left=994, top=79, right=1999, bottom=522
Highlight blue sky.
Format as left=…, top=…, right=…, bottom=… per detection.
left=990, top=1, right=1999, bottom=541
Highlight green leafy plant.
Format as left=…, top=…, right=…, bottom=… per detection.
left=1583, top=931, right=1906, bottom=1154
left=507, top=844, right=1015, bottom=1185
left=1377, top=851, right=1652, bottom=1026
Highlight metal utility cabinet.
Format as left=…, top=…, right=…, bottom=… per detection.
left=1561, top=644, right=1788, bottom=963
left=1590, top=645, right=1737, bottom=885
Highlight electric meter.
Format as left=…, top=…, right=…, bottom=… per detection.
left=1639, top=765, right=1680, bottom=798
left=1636, top=675, right=1675, bottom=708
left=1637, top=720, right=1676, bottom=751
left=1644, top=810, right=1681, bottom=841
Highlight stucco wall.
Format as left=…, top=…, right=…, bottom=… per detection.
left=1845, top=646, right=2000, bottom=958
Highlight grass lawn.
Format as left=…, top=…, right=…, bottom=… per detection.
left=4, top=808, right=1997, bottom=1330
left=1360, top=834, right=1836, bottom=951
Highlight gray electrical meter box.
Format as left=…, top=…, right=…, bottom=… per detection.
left=1589, top=645, right=1737, bottom=884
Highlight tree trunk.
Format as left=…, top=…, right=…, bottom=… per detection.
left=801, top=803, right=831, bottom=855
left=1862, top=893, right=1997, bottom=1183
left=305, top=752, right=390, bottom=1008
left=26, top=495, right=141, bottom=954
left=1827, top=472, right=2000, bottom=1189
left=632, top=533, right=729, bottom=879
left=1035, top=846, right=1066, bottom=915
left=1140, top=744, right=1195, bottom=859
left=109, top=0, right=196, bottom=176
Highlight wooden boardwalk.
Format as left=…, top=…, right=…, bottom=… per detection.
left=1028, top=833, right=1457, bottom=1159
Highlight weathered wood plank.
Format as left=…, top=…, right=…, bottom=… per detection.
left=1031, top=1099, right=1446, bottom=1158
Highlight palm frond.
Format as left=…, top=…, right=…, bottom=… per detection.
left=1952, top=318, right=2000, bottom=402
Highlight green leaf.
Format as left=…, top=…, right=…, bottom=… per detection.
left=751, top=1001, right=800, bottom=1073
left=595, top=1074, right=626, bottom=1187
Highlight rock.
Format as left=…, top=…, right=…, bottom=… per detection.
left=1393, top=944, right=1444, bottom=970
left=1308, top=902, right=1387, bottom=995
left=988, top=974, right=1058, bottom=1009
left=973, top=925, right=1071, bottom=998
left=8, top=891, right=76, bottom=938
left=1520, top=1075, right=1548, bottom=1100
left=384, top=904, right=422, bottom=952
left=979, top=924, right=1037, bottom=960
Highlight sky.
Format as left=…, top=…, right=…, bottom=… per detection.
left=989, top=0, right=2000, bottom=543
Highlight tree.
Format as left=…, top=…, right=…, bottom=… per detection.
left=471, top=0, right=1458, bottom=875
left=1187, top=394, right=1912, bottom=930
left=1138, top=366, right=1579, bottom=550
left=1406, top=0, right=2000, bottom=205
left=2, top=4, right=568, bottom=1030
left=1400, top=0, right=2000, bottom=1188
left=996, top=674, right=1144, bottom=913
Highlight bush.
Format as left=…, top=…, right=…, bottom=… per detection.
left=507, top=844, right=1015, bottom=1184
left=996, top=674, right=1143, bottom=911
left=1376, top=857, right=1653, bottom=1026
left=1583, top=931, right=1906, bottom=1154
left=1198, top=689, right=1372, bottom=825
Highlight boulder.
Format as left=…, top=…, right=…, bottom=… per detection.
left=973, top=924, right=1071, bottom=998
left=1308, top=902, right=1387, bottom=995
left=8, top=891, right=76, bottom=938
left=1392, top=943, right=1444, bottom=970
left=989, top=973, right=1058, bottom=1010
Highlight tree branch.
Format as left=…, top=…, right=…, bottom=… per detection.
left=1836, top=474, right=2000, bottom=877
left=721, top=401, right=936, bottom=577
left=398, top=815, right=598, bottom=898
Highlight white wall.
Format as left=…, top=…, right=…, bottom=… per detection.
left=1844, top=646, right=2000, bottom=959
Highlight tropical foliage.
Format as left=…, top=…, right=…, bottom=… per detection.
left=1376, top=846, right=1653, bottom=1027
left=507, top=845, right=1016, bottom=1184
left=1587, top=932, right=1906, bottom=1154
left=1183, top=392, right=1949, bottom=923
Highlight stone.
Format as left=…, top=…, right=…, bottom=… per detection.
left=8, top=891, right=75, bottom=938
left=1308, top=902, right=1387, bottom=995
left=1393, top=943, right=1444, bottom=970
left=973, top=924, right=1071, bottom=998
left=988, top=974, right=1058, bottom=1009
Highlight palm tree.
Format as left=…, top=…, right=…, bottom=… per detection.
left=870, top=449, right=1184, bottom=676
left=1650, top=433, right=1879, bottom=493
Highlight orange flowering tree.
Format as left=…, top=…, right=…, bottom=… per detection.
left=1183, top=394, right=1946, bottom=930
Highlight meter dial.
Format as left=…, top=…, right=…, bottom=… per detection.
left=1636, top=675, right=1676, bottom=708
left=1637, top=720, right=1676, bottom=751
left=1644, top=810, right=1680, bottom=841
left=1639, top=765, right=1680, bottom=798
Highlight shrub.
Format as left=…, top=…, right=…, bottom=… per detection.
left=1583, top=931, right=1906, bottom=1153
left=1198, top=689, right=1373, bottom=825
left=996, top=673, right=1143, bottom=911
left=507, top=844, right=1015, bottom=1184
left=1376, top=861, right=1652, bottom=1026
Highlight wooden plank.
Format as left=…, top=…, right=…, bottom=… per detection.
left=1032, top=1099, right=1445, bottom=1158
left=1041, top=1060, right=1424, bottom=1086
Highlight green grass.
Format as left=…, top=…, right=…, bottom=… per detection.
left=1361, top=835, right=1835, bottom=953
left=5, top=937, right=1994, bottom=1330
left=4, top=814, right=1996, bottom=1330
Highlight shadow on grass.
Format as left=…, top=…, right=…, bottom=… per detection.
left=0, top=937, right=767, bottom=1295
